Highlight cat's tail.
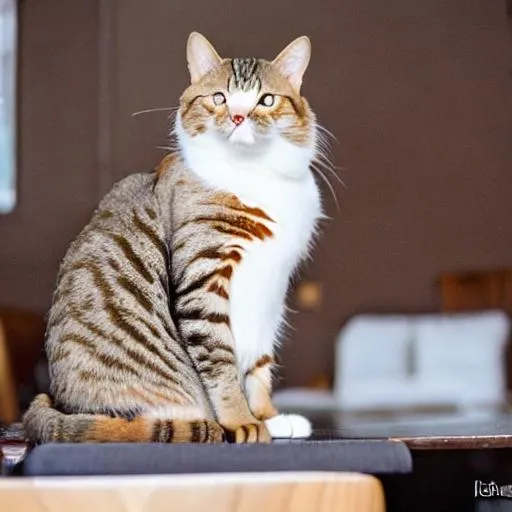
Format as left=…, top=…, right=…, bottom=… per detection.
left=22, top=394, right=224, bottom=444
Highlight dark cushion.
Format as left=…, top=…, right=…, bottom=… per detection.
left=22, top=439, right=412, bottom=476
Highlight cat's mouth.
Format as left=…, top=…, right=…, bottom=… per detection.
left=228, top=121, right=256, bottom=146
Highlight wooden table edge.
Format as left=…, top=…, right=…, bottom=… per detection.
left=391, top=434, right=512, bottom=450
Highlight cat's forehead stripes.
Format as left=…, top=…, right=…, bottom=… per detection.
left=229, top=58, right=261, bottom=93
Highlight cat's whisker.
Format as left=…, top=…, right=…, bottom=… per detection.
left=316, top=136, right=332, bottom=152
left=168, top=123, right=180, bottom=142
left=316, top=139, right=333, bottom=160
left=314, top=152, right=339, bottom=175
left=163, top=121, right=181, bottom=154
left=313, top=148, right=347, bottom=190
left=157, top=145, right=178, bottom=152
left=316, top=128, right=335, bottom=146
left=314, top=147, right=335, bottom=167
left=131, top=106, right=179, bottom=117
left=316, top=123, right=339, bottom=145
left=319, top=166, right=346, bottom=190
left=315, top=139, right=337, bottom=168
left=317, top=140, right=336, bottom=163
left=311, top=163, right=341, bottom=213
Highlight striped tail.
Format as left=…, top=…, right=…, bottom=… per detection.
left=23, top=394, right=224, bottom=444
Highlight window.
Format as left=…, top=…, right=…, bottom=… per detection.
left=0, top=0, right=17, bottom=213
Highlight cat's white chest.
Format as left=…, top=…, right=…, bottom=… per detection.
left=226, top=170, right=321, bottom=373
left=178, top=125, right=322, bottom=373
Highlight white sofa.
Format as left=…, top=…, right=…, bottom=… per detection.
left=274, top=310, right=510, bottom=415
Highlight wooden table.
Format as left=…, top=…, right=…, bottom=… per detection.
left=0, top=473, right=385, bottom=512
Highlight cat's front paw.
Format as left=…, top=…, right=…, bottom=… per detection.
left=265, top=413, right=312, bottom=439
left=251, top=402, right=279, bottom=422
left=224, top=422, right=272, bottom=444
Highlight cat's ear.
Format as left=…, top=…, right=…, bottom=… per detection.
left=187, top=32, right=222, bottom=84
left=272, top=36, right=311, bottom=94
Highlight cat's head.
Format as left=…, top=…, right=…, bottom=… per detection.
left=176, top=32, right=317, bottom=178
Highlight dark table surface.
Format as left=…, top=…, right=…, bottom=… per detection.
left=306, top=410, right=512, bottom=450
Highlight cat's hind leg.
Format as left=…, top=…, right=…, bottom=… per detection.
left=23, top=394, right=225, bottom=444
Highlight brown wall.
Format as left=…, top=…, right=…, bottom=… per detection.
left=1, top=0, right=511, bottom=387
left=0, top=0, right=100, bottom=311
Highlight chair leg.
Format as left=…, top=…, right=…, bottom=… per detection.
left=0, top=321, right=19, bottom=424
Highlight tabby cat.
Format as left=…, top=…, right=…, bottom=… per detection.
left=23, top=32, right=323, bottom=444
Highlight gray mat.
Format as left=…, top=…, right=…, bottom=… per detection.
left=23, top=439, right=412, bottom=476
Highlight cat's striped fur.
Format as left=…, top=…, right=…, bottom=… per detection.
left=23, top=32, right=322, bottom=444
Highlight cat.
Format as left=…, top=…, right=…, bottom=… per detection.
left=23, top=32, right=323, bottom=444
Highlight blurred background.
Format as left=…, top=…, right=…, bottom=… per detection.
left=0, top=0, right=512, bottom=425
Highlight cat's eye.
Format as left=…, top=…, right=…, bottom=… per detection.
left=212, top=92, right=226, bottom=106
left=258, top=94, right=275, bottom=107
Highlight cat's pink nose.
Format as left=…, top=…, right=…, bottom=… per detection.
left=231, top=114, right=245, bottom=126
